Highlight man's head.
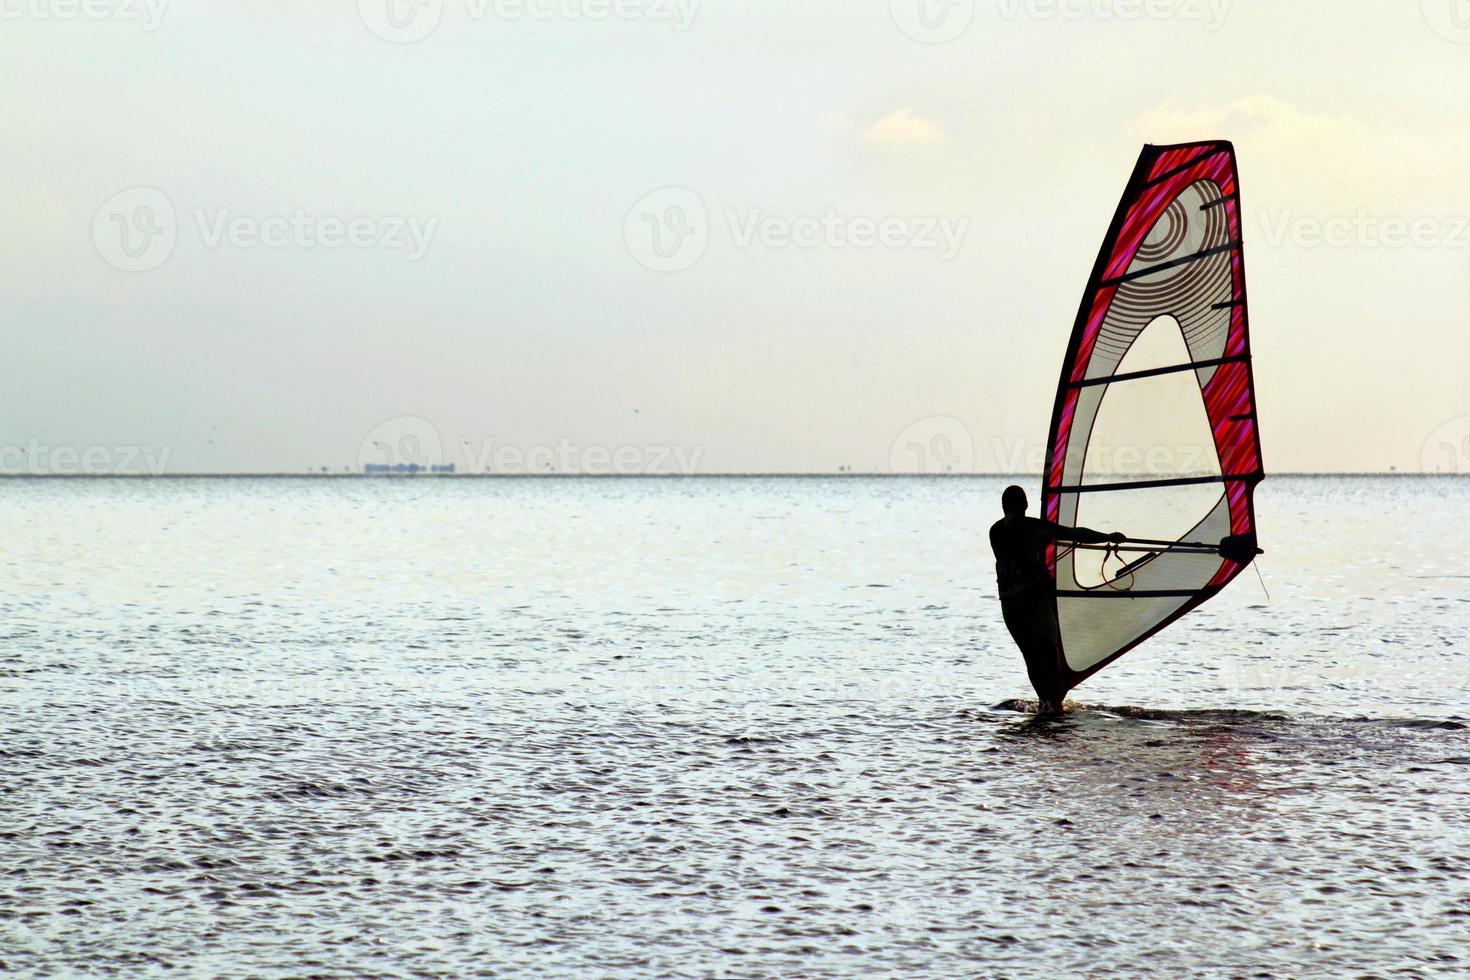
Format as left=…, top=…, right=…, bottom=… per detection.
left=1002, top=484, right=1028, bottom=516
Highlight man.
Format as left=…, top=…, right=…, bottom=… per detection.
left=989, top=484, right=1125, bottom=715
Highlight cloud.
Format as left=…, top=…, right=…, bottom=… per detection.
left=1126, top=95, right=1470, bottom=211
left=1129, top=95, right=1370, bottom=162
left=862, top=108, right=943, bottom=146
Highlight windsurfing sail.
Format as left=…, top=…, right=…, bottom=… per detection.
left=1041, top=140, right=1264, bottom=690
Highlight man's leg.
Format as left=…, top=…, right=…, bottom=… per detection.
left=1001, top=592, right=1067, bottom=714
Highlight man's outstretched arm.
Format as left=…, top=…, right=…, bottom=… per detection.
left=1036, top=520, right=1125, bottom=545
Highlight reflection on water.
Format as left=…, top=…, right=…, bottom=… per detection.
left=2, top=476, right=1468, bottom=976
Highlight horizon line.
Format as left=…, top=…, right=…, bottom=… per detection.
left=0, top=471, right=1461, bottom=480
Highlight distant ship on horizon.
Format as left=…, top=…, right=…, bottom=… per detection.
left=362, top=463, right=457, bottom=475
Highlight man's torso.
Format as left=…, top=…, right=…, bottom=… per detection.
left=989, top=516, right=1052, bottom=599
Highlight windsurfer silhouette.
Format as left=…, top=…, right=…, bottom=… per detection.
left=990, top=484, right=1125, bottom=715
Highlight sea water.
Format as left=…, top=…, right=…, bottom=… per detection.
left=3, top=476, right=1468, bottom=976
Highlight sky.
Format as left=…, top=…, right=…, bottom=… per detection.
left=4, top=0, right=1470, bottom=474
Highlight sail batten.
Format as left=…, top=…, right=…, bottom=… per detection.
left=1056, top=589, right=1217, bottom=599
left=1040, top=140, right=1264, bottom=685
left=1067, top=354, right=1250, bottom=389
left=1099, top=240, right=1240, bottom=287
left=1048, top=473, right=1262, bottom=495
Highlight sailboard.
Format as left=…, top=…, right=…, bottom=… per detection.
left=1041, top=140, right=1264, bottom=691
